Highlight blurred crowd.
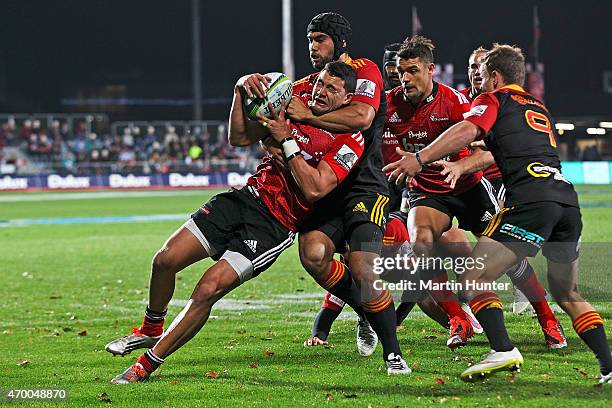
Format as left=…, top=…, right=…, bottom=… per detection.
left=0, top=117, right=264, bottom=175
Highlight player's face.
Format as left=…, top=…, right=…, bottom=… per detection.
left=468, top=52, right=486, bottom=92
left=310, top=70, right=351, bottom=115
left=397, top=57, right=434, bottom=104
left=480, top=64, right=496, bottom=92
left=385, top=64, right=401, bottom=88
left=308, top=32, right=335, bottom=70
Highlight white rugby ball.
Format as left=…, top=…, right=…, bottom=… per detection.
left=244, top=72, right=293, bottom=120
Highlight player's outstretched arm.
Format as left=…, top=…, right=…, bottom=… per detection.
left=287, top=97, right=375, bottom=133
left=432, top=147, right=495, bottom=189
left=228, top=75, right=270, bottom=147
left=383, top=121, right=483, bottom=185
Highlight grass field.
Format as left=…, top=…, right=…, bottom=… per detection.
left=1, top=186, right=611, bottom=407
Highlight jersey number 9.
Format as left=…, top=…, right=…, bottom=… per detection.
left=525, top=110, right=557, bottom=148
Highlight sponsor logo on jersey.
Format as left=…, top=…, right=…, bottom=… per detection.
left=334, top=145, right=358, bottom=170
left=526, top=162, right=570, bottom=184
left=464, top=105, right=488, bottom=118
left=499, top=223, right=545, bottom=246
left=389, top=112, right=402, bottom=123
left=244, top=239, right=258, bottom=253
left=353, top=202, right=368, bottom=212
left=480, top=211, right=494, bottom=222
left=199, top=206, right=210, bottom=215
left=430, top=114, right=449, bottom=122
left=407, top=130, right=428, bottom=139
left=291, top=128, right=310, bottom=144
left=510, top=94, right=547, bottom=111
left=355, top=79, right=376, bottom=98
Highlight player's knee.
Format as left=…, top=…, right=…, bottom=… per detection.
left=299, top=239, right=332, bottom=278
left=152, top=247, right=180, bottom=275
left=410, top=226, right=435, bottom=255
left=191, top=281, right=221, bottom=308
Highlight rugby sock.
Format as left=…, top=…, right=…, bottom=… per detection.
left=395, top=301, right=416, bottom=326
left=573, top=311, right=612, bottom=375
left=469, top=292, right=514, bottom=352
left=141, top=306, right=166, bottom=337
left=312, top=307, right=341, bottom=341
left=428, top=270, right=467, bottom=319
left=508, top=262, right=556, bottom=327
left=137, top=350, right=165, bottom=374
left=362, top=290, right=402, bottom=359
left=319, top=259, right=365, bottom=314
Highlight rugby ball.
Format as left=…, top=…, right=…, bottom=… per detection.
left=244, top=72, right=293, bottom=120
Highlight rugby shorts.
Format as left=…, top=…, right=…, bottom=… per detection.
left=186, top=187, right=295, bottom=282
left=482, top=201, right=582, bottom=263
left=487, top=176, right=506, bottom=202
left=408, top=177, right=500, bottom=234
left=299, top=192, right=390, bottom=254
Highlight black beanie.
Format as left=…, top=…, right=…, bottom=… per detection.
left=307, top=12, right=352, bottom=60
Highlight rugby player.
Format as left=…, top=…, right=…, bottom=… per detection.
left=384, top=36, right=503, bottom=349
left=441, top=46, right=567, bottom=349
left=286, top=12, right=409, bottom=373
left=303, top=43, right=480, bottom=351
left=384, top=44, right=612, bottom=383
left=107, top=62, right=366, bottom=383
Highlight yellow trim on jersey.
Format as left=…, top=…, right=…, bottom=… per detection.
left=500, top=84, right=525, bottom=93
left=370, top=195, right=389, bottom=226
left=483, top=207, right=510, bottom=237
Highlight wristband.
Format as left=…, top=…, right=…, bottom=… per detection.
left=281, top=137, right=300, bottom=158
left=285, top=152, right=302, bottom=161
left=415, top=151, right=426, bottom=168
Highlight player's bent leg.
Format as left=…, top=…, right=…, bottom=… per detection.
left=546, top=259, right=612, bottom=379
left=458, top=236, right=524, bottom=382
left=418, top=294, right=450, bottom=329
left=300, top=230, right=365, bottom=314
left=105, top=223, right=210, bottom=357
left=111, top=259, right=241, bottom=384
left=437, top=226, right=484, bottom=335
left=506, top=259, right=566, bottom=349
left=348, top=224, right=408, bottom=374
left=299, top=230, right=336, bottom=282
left=149, top=223, right=211, bottom=313
left=438, top=224, right=473, bottom=260
left=407, top=205, right=451, bottom=255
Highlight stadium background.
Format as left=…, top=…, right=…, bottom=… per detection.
left=1, top=0, right=612, bottom=188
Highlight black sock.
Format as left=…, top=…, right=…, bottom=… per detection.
left=576, top=323, right=612, bottom=375
left=363, top=292, right=402, bottom=359
left=145, top=306, right=167, bottom=322
left=573, top=311, right=612, bottom=375
left=469, top=292, right=513, bottom=352
left=474, top=307, right=514, bottom=352
left=312, top=307, right=341, bottom=341
left=395, top=301, right=416, bottom=326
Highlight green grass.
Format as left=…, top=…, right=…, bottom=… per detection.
left=1, top=186, right=611, bottom=407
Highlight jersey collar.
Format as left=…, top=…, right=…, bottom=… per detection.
left=423, top=81, right=439, bottom=105
left=500, top=84, right=525, bottom=93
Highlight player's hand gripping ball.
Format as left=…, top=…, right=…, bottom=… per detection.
left=243, top=72, right=293, bottom=120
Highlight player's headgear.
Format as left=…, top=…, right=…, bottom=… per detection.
left=383, top=43, right=401, bottom=68
left=307, top=12, right=352, bottom=60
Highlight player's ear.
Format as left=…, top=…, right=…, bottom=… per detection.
left=428, top=63, right=435, bottom=75
left=343, top=92, right=354, bottom=105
